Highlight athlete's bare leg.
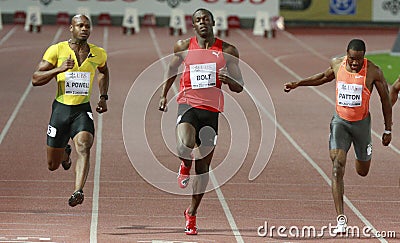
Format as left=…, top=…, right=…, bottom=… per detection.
left=176, top=122, right=196, bottom=166
left=72, top=131, right=93, bottom=191
left=188, top=148, right=214, bottom=216
left=330, top=149, right=347, bottom=215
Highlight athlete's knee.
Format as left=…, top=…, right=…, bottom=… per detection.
left=332, top=164, right=344, bottom=179
left=176, top=138, right=195, bottom=158
left=74, top=140, right=92, bottom=155
left=356, top=159, right=370, bottom=177
left=47, top=160, right=59, bottom=171
left=331, top=152, right=346, bottom=178
left=195, top=163, right=209, bottom=175
left=358, top=170, right=369, bottom=177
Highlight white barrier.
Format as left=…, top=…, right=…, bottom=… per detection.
left=122, top=7, right=140, bottom=34
left=169, top=9, right=186, bottom=35
left=213, top=10, right=228, bottom=37
left=25, top=6, right=42, bottom=32
left=253, top=11, right=271, bottom=37
left=0, top=0, right=280, bottom=19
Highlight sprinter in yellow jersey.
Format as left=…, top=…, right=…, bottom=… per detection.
left=284, top=39, right=392, bottom=234
left=32, top=15, right=110, bottom=207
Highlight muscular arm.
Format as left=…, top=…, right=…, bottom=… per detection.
left=284, top=67, right=336, bottom=92
left=374, top=67, right=393, bottom=130
left=389, top=76, right=400, bottom=106
left=96, top=63, right=110, bottom=113
left=284, top=57, right=341, bottom=92
left=220, top=43, right=244, bottom=93
left=159, top=39, right=188, bottom=111
left=372, top=65, right=392, bottom=146
left=32, top=55, right=75, bottom=86
left=97, top=63, right=109, bottom=96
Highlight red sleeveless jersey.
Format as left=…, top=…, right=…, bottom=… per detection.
left=176, top=37, right=226, bottom=112
left=335, top=58, right=371, bottom=121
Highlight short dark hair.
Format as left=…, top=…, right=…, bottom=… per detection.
left=192, top=8, right=214, bottom=24
left=347, top=39, right=366, bottom=52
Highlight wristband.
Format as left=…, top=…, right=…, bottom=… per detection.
left=384, top=130, right=391, bottom=135
left=100, top=94, right=108, bottom=100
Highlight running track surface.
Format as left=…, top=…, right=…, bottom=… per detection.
left=0, top=24, right=399, bottom=243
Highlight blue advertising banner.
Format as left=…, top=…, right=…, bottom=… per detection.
left=329, top=0, right=356, bottom=15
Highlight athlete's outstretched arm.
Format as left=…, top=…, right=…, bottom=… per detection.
left=284, top=67, right=335, bottom=93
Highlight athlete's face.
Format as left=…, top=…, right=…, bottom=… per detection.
left=192, top=10, right=214, bottom=37
left=346, top=49, right=365, bottom=72
left=70, top=15, right=91, bottom=41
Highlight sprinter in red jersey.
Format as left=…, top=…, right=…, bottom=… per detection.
left=159, top=8, right=244, bottom=235
left=284, top=39, right=392, bottom=234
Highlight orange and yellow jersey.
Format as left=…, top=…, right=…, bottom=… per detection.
left=42, top=41, right=107, bottom=105
left=177, top=37, right=226, bottom=112
left=335, top=57, right=370, bottom=121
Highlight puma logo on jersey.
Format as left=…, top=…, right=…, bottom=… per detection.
left=212, top=51, right=221, bottom=58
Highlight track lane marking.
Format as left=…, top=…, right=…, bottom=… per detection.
left=0, top=25, right=17, bottom=45
left=0, top=27, right=62, bottom=145
left=90, top=26, right=108, bottom=243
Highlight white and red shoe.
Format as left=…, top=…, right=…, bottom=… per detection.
left=177, top=161, right=191, bottom=189
left=184, top=208, right=198, bottom=235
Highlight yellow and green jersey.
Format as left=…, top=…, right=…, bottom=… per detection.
left=43, top=41, right=107, bottom=105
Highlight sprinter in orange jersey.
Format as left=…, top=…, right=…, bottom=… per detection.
left=284, top=39, right=392, bottom=234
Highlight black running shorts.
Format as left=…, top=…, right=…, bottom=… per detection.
left=177, top=103, right=219, bottom=146
left=47, top=100, right=95, bottom=148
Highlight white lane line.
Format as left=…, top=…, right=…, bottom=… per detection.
left=0, top=82, right=31, bottom=145
left=90, top=26, right=108, bottom=243
left=209, top=173, right=244, bottom=243
left=0, top=27, right=63, bottom=145
left=237, top=29, right=388, bottom=243
left=0, top=25, right=17, bottom=46
left=149, top=27, right=244, bottom=243
left=148, top=28, right=178, bottom=94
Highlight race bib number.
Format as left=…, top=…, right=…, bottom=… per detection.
left=337, top=82, right=362, bottom=107
left=65, top=72, right=90, bottom=95
left=190, top=63, right=216, bottom=89
left=47, top=124, right=57, bottom=138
